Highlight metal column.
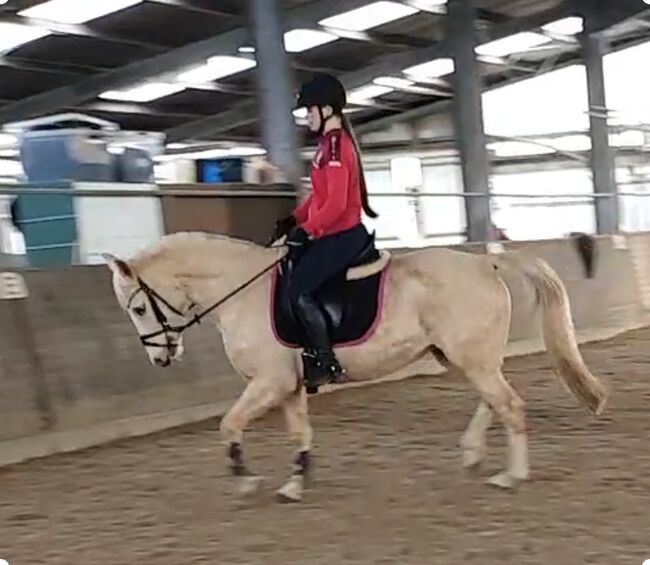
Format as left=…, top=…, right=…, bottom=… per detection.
left=249, top=0, right=302, bottom=188
left=446, top=0, right=491, bottom=243
left=582, top=31, right=618, bottom=234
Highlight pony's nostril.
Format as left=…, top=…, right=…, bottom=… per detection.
left=154, top=356, right=170, bottom=367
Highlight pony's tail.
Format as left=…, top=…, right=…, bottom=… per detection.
left=496, top=253, right=608, bottom=415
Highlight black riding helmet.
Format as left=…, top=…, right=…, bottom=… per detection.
left=295, top=73, right=346, bottom=134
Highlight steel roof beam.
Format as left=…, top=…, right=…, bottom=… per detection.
left=2, top=14, right=170, bottom=52
left=0, top=0, right=373, bottom=125
left=145, top=0, right=244, bottom=19
left=165, top=4, right=571, bottom=141
left=318, top=25, right=431, bottom=49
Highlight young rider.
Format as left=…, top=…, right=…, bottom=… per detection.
left=273, top=73, right=379, bottom=390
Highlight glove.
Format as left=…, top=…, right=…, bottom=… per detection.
left=268, top=215, right=297, bottom=246
left=286, top=226, right=310, bottom=247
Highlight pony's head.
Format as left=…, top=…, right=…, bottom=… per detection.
left=103, top=253, right=191, bottom=368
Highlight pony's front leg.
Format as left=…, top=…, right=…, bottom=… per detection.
left=277, top=387, right=312, bottom=503
left=460, top=401, right=493, bottom=470
left=220, top=378, right=289, bottom=496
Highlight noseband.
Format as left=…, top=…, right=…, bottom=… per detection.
left=126, top=256, right=283, bottom=351
left=127, top=277, right=198, bottom=349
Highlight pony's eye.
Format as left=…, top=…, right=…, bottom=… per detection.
left=133, top=305, right=146, bottom=316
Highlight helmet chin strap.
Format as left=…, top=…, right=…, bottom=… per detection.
left=317, top=106, right=338, bottom=136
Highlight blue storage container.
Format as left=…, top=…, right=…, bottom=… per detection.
left=20, top=130, right=116, bottom=183
left=116, top=147, right=154, bottom=183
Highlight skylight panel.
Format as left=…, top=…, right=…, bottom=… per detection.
left=19, top=0, right=143, bottom=24
left=410, top=0, right=447, bottom=7
left=348, top=84, right=394, bottom=104
left=374, top=76, right=415, bottom=89
left=283, top=29, right=338, bottom=52
left=403, top=57, right=455, bottom=79
left=0, top=133, right=17, bottom=146
left=542, top=17, right=584, bottom=36
left=100, top=82, right=186, bottom=103
left=0, top=22, right=50, bottom=53
left=176, top=56, right=256, bottom=83
left=476, top=32, right=550, bottom=57
left=319, top=2, right=418, bottom=32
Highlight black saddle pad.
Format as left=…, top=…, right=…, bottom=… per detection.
left=271, top=252, right=389, bottom=349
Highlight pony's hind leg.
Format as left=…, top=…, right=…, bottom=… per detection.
left=220, top=377, right=291, bottom=496
left=465, top=368, right=529, bottom=489
left=460, top=401, right=493, bottom=470
left=430, top=346, right=494, bottom=470
left=277, top=387, right=313, bottom=503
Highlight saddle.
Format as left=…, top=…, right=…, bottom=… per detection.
left=271, top=232, right=391, bottom=348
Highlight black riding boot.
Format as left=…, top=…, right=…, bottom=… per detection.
left=293, top=293, right=345, bottom=393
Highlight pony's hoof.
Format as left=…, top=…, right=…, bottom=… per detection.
left=237, top=475, right=263, bottom=497
left=486, top=472, right=524, bottom=490
left=462, top=447, right=486, bottom=471
left=277, top=476, right=303, bottom=503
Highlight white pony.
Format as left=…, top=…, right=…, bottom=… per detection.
left=104, top=232, right=607, bottom=502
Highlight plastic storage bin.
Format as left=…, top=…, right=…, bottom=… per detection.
left=116, top=147, right=154, bottom=183
left=20, top=130, right=116, bottom=183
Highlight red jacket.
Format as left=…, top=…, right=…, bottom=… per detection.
left=293, top=128, right=363, bottom=238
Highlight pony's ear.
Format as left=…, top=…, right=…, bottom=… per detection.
left=102, top=253, right=134, bottom=279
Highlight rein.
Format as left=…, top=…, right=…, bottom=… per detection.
left=129, top=254, right=283, bottom=349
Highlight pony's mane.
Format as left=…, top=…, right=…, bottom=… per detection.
left=130, top=231, right=259, bottom=268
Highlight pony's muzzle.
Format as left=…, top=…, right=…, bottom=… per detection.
left=150, top=339, right=184, bottom=367
left=153, top=354, right=171, bottom=368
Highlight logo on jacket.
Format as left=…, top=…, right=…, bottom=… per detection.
left=312, top=147, right=323, bottom=169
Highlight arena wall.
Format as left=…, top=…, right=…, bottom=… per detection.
left=0, top=233, right=647, bottom=466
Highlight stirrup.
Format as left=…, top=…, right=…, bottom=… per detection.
left=301, top=349, right=346, bottom=394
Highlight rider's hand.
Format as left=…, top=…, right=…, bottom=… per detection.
left=268, top=215, right=297, bottom=246
left=286, top=226, right=310, bottom=247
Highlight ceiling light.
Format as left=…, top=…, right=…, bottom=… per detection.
left=476, top=32, right=550, bottom=57
left=238, top=46, right=255, bottom=54
left=100, top=82, right=186, bottom=102
left=283, top=28, right=338, bottom=52
left=542, top=17, right=584, bottom=35
left=319, top=1, right=418, bottom=32
left=176, top=56, right=256, bottom=83
left=0, top=22, right=50, bottom=53
left=373, top=76, right=415, bottom=89
left=348, top=84, right=394, bottom=104
left=293, top=108, right=308, bottom=119
left=19, top=0, right=143, bottom=24
left=403, top=57, right=455, bottom=78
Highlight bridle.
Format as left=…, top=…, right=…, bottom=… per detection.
left=126, top=257, right=283, bottom=352
left=126, top=277, right=196, bottom=349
